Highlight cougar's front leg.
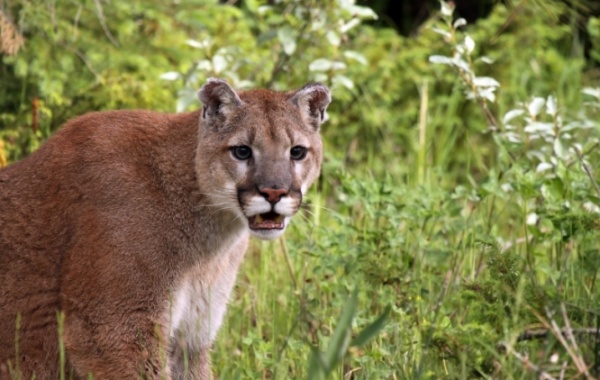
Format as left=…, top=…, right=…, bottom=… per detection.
left=63, top=318, right=171, bottom=380
left=169, top=342, right=211, bottom=380
left=168, top=237, right=248, bottom=379
left=60, top=239, right=174, bottom=379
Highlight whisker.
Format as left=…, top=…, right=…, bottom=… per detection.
left=196, top=193, right=236, bottom=201
left=193, top=205, right=234, bottom=213
left=309, top=204, right=337, bottom=213
left=193, top=200, right=238, bottom=215
left=300, top=207, right=316, bottom=218
left=212, top=187, right=238, bottom=194
left=294, top=212, right=315, bottom=227
left=302, top=203, right=340, bottom=218
left=195, top=202, right=237, bottom=209
left=206, top=206, right=239, bottom=219
left=224, top=213, right=244, bottom=229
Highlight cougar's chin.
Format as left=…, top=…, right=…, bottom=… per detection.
left=249, top=227, right=286, bottom=240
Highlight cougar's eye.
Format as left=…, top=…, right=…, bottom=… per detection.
left=290, top=146, right=307, bottom=160
left=231, top=145, right=252, bottom=160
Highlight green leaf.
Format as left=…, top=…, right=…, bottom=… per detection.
left=440, top=1, right=454, bottom=17
left=257, top=5, right=272, bottom=15
left=176, top=89, right=197, bottom=112
left=553, top=138, right=566, bottom=159
left=244, top=0, right=259, bottom=13
left=212, top=55, right=228, bottom=74
left=473, top=77, right=500, bottom=88
left=502, top=109, right=525, bottom=124
left=309, top=58, right=332, bottom=72
left=453, top=18, right=467, bottom=28
left=323, top=287, right=358, bottom=371
left=527, top=97, right=545, bottom=117
left=186, top=39, right=208, bottom=49
left=307, top=347, right=327, bottom=380
left=546, top=95, right=557, bottom=116
left=343, top=51, right=367, bottom=65
left=257, top=30, right=277, bottom=44
left=277, top=26, right=296, bottom=55
left=464, top=35, right=475, bottom=54
left=14, top=59, right=28, bottom=78
left=350, top=305, right=391, bottom=347
left=545, top=177, right=564, bottom=199
left=429, top=55, right=453, bottom=65
left=582, top=87, right=600, bottom=100
left=326, top=30, right=341, bottom=47
left=347, top=5, right=378, bottom=20
left=536, top=162, right=553, bottom=173
left=340, top=18, right=360, bottom=33
left=333, top=74, right=354, bottom=90
left=160, top=72, right=181, bottom=81
left=431, top=27, right=451, bottom=38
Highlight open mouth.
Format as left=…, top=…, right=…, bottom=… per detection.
left=248, top=211, right=285, bottom=230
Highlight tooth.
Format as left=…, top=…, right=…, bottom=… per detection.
left=275, top=214, right=284, bottom=223
left=255, top=214, right=263, bottom=223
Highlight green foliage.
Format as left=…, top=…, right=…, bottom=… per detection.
left=307, top=288, right=390, bottom=380
left=2, top=0, right=600, bottom=378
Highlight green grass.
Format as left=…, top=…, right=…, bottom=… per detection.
left=212, top=165, right=600, bottom=379
left=212, top=20, right=600, bottom=374
left=3, top=1, right=600, bottom=378
left=6, top=72, right=600, bottom=380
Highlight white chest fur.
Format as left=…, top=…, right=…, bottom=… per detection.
left=167, top=233, right=248, bottom=349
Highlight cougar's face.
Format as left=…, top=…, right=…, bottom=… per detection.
left=197, top=80, right=330, bottom=240
left=225, top=109, right=322, bottom=240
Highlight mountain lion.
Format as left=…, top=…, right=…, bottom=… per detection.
left=0, top=79, right=331, bottom=379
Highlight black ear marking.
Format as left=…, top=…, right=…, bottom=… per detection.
left=197, top=78, right=243, bottom=120
left=290, top=83, right=331, bottom=128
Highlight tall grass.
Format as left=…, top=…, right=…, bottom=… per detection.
left=213, top=3, right=600, bottom=378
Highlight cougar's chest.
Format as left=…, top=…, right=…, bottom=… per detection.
left=166, top=231, right=248, bottom=348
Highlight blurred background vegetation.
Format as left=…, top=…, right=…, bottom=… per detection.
left=1, top=0, right=600, bottom=378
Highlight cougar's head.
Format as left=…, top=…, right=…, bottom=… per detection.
left=196, top=78, right=330, bottom=240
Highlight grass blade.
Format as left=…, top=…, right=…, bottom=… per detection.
left=351, top=305, right=391, bottom=348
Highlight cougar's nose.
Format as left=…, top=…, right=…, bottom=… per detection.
left=258, top=187, right=289, bottom=204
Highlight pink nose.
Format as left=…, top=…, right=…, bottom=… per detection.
left=259, top=187, right=288, bottom=204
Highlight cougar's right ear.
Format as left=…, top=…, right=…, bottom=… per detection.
left=197, top=78, right=243, bottom=124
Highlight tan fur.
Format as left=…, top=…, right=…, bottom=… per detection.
left=0, top=79, right=330, bottom=379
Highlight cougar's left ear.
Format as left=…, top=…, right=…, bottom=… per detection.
left=198, top=78, right=243, bottom=125
left=290, top=83, right=331, bottom=130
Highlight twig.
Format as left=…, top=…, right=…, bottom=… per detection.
left=500, top=342, right=558, bottom=380
left=417, top=80, right=428, bottom=184
left=455, top=68, right=499, bottom=130
left=93, top=0, right=119, bottom=47
left=72, top=49, right=103, bottom=80
left=548, top=309, right=591, bottom=377
left=490, top=0, right=527, bottom=45
left=279, top=237, right=298, bottom=291
left=595, top=314, right=600, bottom=376
left=560, top=304, right=590, bottom=376
left=559, top=361, right=567, bottom=380
left=566, top=141, right=599, bottom=168
left=525, top=304, right=597, bottom=379
left=574, top=146, right=600, bottom=199
left=500, top=236, right=533, bottom=252
left=518, top=327, right=600, bottom=342
left=266, top=3, right=312, bottom=88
